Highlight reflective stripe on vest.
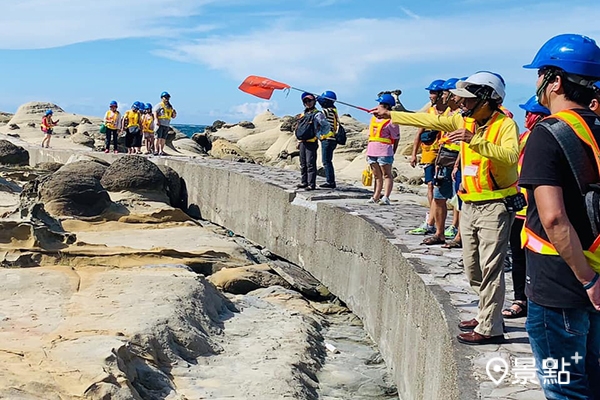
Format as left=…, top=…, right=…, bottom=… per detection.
left=459, top=112, right=518, bottom=202
left=522, top=110, right=600, bottom=273
left=515, top=130, right=531, bottom=218
left=125, top=110, right=140, bottom=128
left=368, top=116, right=392, bottom=144
left=158, top=101, right=174, bottom=120
left=104, top=110, right=120, bottom=130
left=321, top=107, right=338, bottom=140
left=142, top=115, right=154, bottom=133
left=522, top=227, right=600, bottom=274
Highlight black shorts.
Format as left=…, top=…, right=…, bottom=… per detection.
left=155, top=125, right=169, bottom=139
left=125, top=127, right=140, bottom=148
left=45, top=129, right=53, bottom=135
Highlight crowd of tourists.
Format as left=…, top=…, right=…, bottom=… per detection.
left=293, top=33, right=600, bottom=399
left=101, top=91, right=177, bottom=156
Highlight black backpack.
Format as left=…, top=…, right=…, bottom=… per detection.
left=295, top=112, right=317, bottom=141
left=420, top=130, right=439, bottom=145
left=335, top=123, right=347, bottom=145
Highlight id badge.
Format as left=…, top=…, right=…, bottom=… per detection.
left=463, top=165, right=478, bottom=176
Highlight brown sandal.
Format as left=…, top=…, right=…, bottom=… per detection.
left=422, top=236, right=446, bottom=246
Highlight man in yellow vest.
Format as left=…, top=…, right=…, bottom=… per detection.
left=519, top=34, right=600, bottom=398
left=408, top=79, right=446, bottom=235
left=153, top=91, right=177, bottom=156
left=374, top=71, right=519, bottom=345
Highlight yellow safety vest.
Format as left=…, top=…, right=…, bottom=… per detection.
left=41, top=116, right=54, bottom=132
left=515, top=130, right=531, bottom=218
left=459, top=112, right=518, bottom=202
left=522, top=110, right=600, bottom=273
left=420, top=107, right=448, bottom=163
left=125, top=110, right=140, bottom=128
left=438, top=107, right=461, bottom=152
left=368, top=116, right=392, bottom=144
left=141, top=114, right=154, bottom=133
left=104, top=110, right=120, bottom=130
left=157, top=101, right=174, bottom=120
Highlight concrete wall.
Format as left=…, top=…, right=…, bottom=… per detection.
left=27, top=148, right=476, bottom=400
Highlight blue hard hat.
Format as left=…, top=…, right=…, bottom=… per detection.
left=524, top=34, right=600, bottom=79
left=132, top=102, right=140, bottom=109
left=145, top=103, right=152, bottom=110
left=161, top=91, right=170, bottom=98
left=518, top=95, right=550, bottom=115
left=301, top=92, right=315, bottom=100
left=594, top=81, right=600, bottom=90
left=376, top=93, right=396, bottom=107
left=320, top=90, right=337, bottom=101
left=45, top=109, right=53, bottom=116
left=441, top=78, right=459, bottom=90
left=109, top=100, right=118, bottom=107
left=425, top=79, right=446, bottom=91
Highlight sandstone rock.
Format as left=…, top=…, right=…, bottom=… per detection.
left=0, top=111, right=12, bottom=124
left=408, top=177, right=424, bottom=185
left=27, top=122, right=35, bottom=128
left=8, top=123, right=19, bottom=130
left=172, top=138, right=207, bottom=155
left=280, top=116, right=295, bottom=132
left=76, top=124, right=101, bottom=138
left=6, top=133, right=19, bottom=138
left=40, top=171, right=111, bottom=217
left=65, top=153, right=110, bottom=167
left=0, top=140, right=29, bottom=166
left=58, top=160, right=108, bottom=181
left=238, top=121, right=255, bottom=129
left=158, top=165, right=184, bottom=208
left=101, top=155, right=166, bottom=193
left=34, top=162, right=64, bottom=173
left=208, top=264, right=291, bottom=294
left=210, top=138, right=253, bottom=163
left=52, top=127, right=71, bottom=136
left=80, top=117, right=92, bottom=124
left=7, top=102, right=102, bottom=130
left=191, top=133, right=212, bottom=153
left=70, top=132, right=95, bottom=148
left=212, top=120, right=226, bottom=130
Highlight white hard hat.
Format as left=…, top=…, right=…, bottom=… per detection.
left=450, top=71, right=506, bottom=101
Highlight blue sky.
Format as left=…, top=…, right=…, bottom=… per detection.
left=0, top=0, right=598, bottom=126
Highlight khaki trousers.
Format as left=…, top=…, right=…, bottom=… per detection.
left=460, top=201, right=513, bottom=336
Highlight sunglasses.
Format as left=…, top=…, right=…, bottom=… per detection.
left=303, top=98, right=315, bottom=103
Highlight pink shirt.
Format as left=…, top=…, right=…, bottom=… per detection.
left=366, top=120, right=400, bottom=157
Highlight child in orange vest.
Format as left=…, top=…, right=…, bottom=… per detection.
left=41, top=109, right=58, bottom=148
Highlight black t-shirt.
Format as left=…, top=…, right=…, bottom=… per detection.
left=519, top=108, right=600, bottom=309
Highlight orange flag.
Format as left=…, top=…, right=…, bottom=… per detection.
left=238, top=76, right=291, bottom=100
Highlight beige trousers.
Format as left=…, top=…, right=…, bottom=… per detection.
left=460, top=201, right=513, bottom=336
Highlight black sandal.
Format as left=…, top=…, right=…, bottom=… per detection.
left=502, top=301, right=527, bottom=319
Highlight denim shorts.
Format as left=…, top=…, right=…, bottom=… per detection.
left=434, top=178, right=453, bottom=200
left=155, top=125, right=169, bottom=139
left=424, top=163, right=435, bottom=184
left=367, top=155, right=394, bottom=165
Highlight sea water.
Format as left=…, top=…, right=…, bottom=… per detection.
left=172, top=124, right=207, bottom=138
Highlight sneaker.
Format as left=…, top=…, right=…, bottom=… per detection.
left=379, top=196, right=391, bottom=205
left=444, top=225, right=458, bottom=239
left=104, top=149, right=110, bottom=154
left=408, top=223, right=436, bottom=235
left=367, top=197, right=377, bottom=204
left=297, top=183, right=309, bottom=189
left=320, top=183, right=336, bottom=189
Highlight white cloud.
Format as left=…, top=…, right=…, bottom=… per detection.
left=210, top=101, right=278, bottom=120
left=156, top=5, right=600, bottom=90
left=231, top=101, right=277, bottom=118
left=0, top=0, right=219, bottom=49
left=399, top=7, right=421, bottom=20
